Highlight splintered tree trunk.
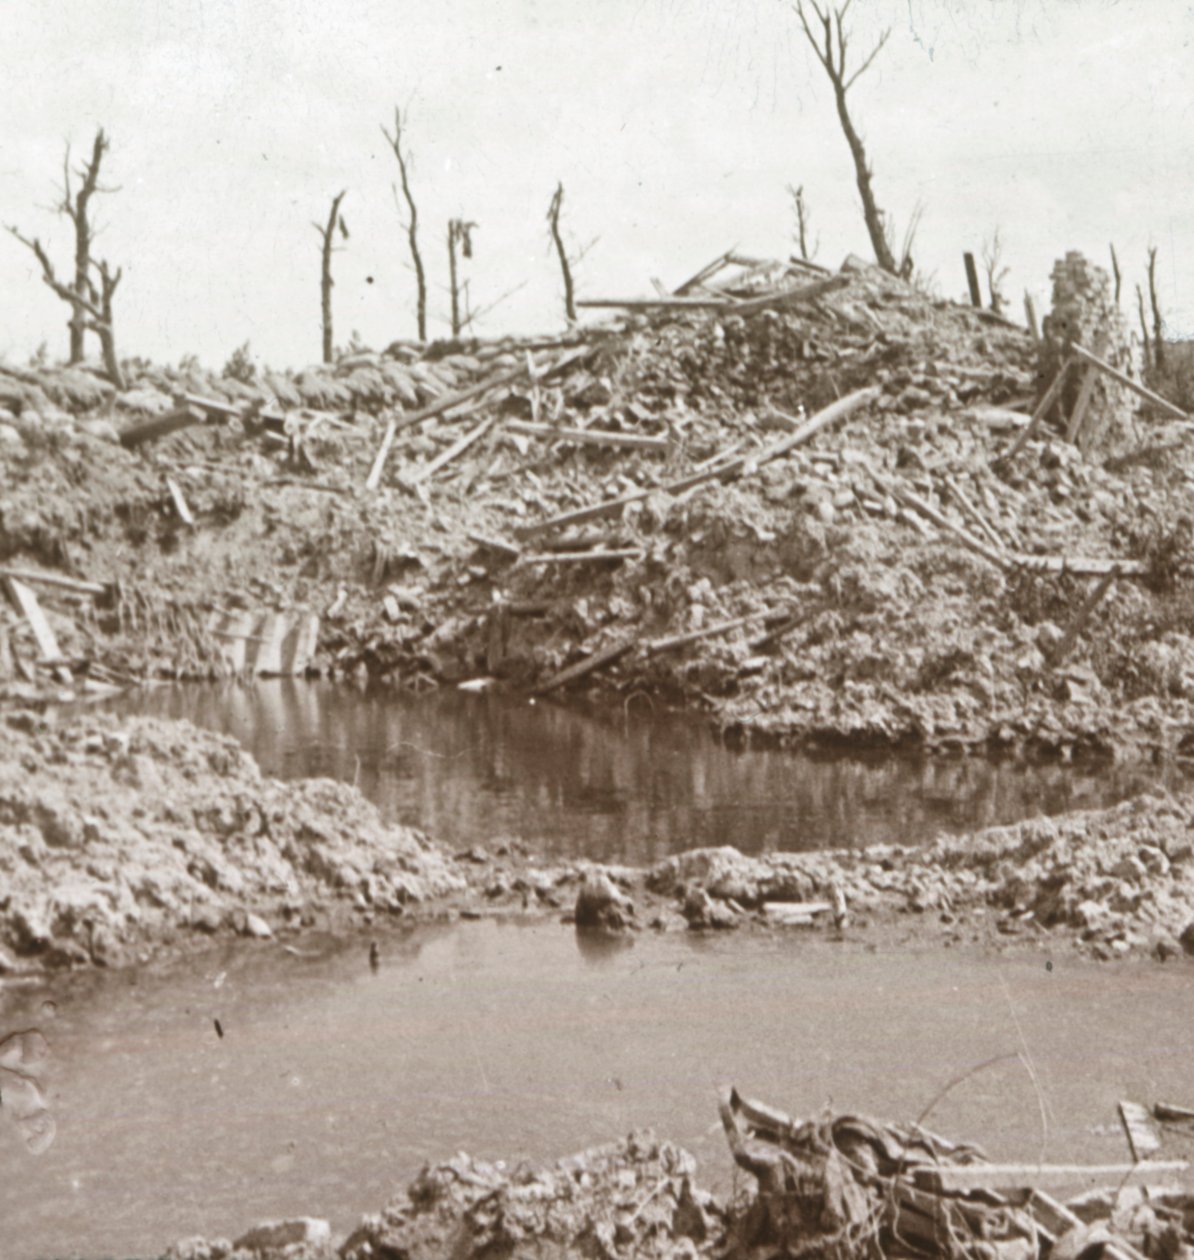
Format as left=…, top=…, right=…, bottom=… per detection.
left=1148, top=247, right=1165, bottom=369
left=319, top=190, right=346, bottom=364
left=547, top=182, right=576, bottom=323
left=448, top=223, right=460, bottom=337
left=831, top=83, right=897, bottom=275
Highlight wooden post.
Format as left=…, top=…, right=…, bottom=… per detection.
left=963, top=253, right=982, bottom=308
left=1024, top=293, right=1040, bottom=341
left=1064, top=365, right=1098, bottom=445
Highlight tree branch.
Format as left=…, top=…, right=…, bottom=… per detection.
left=6, top=225, right=107, bottom=322
left=382, top=106, right=428, bottom=341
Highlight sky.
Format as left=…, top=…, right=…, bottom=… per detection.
left=2, top=0, right=1192, bottom=372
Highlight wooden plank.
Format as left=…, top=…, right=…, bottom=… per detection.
left=1119, top=1100, right=1163, bottom=1161
left=534, top=638, right=636, bottom=694
left=914, top=1161, right=1187, bottom=1195
left=165, top=477, right=195, bottom=527
left=1065, top=364, right=1099, bottom=444
left=645, top=608, right=785, bottom=655
left=281, top=614, right=320, bottom=675
left=404, top=417, right=493, bottom=486
left=504, top=420, right=670, bottom=451
left=519, top=386, right=879, bottom=539
left=364, top=348, right=587, bottom=491
left=120, top=403, right=207, bottom=449
left=1004, top=359, right=1073, bottom=459
left=0, top=567, right=108, bottom=598
left=673, top=247, right=738, bottom=295
left=715, top=273, right=851, bottom=316
left=517, top=549, right=644, bottom=565
left=1072, top=343, right=1188, bottom=420
left=3, top=577, right=62, bottom=663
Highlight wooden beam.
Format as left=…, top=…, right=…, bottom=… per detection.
left=165, top=477, right=195, bottom=526
left=963, top=252, right=982, bottom=307
left=534, top=638, right=635, bottom=694
left=364, top=348, right=587, bottom=491
left=1004, top=359, right=1073, bottom=459
left=914, top=1161, right=1187, bottom=1195
left=504, top=420, right=670, bottom=451
left=1072, top=342, right=1188, bottom=420
left=673, top=247, right=737, bottom=295
left=0, top=567, right=108, bottom=597
left=517, top=549, right=643, bottom=565
left=1065, top=363, right=1099, bottom=444
left=519, top=386, right=879, bottom=539
left=403, top=417, right=493, bottom=486
left=3, top=577, right=70, bottom=681
left=120, top=403, right=207, bottom=449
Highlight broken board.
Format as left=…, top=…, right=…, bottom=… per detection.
left=205, top=610, right=320, bottom=676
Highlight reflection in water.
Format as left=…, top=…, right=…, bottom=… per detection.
left=0, top=1027, right=54, bottom=1155
left=97, top=680, right=1186, bottom=861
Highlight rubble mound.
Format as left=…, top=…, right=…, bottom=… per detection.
left=0, top=710, right=464, bottom=970
left=3, top=251, right=1192, bottom=760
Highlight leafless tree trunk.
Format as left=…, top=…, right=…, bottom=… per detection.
left=981, top=228, right=1010, bottom=314
left=1109, top=243, right=1121, bottom=305
left=1136, top=283, right=1152, bottom=368
left=314, top=190, right=347, bottom=364
left=59, top=130, right=115, bottom=363
left=7, top=225, right=125, bottom=388
left=1147, top=246, right=1165, bottom=369
left=7, top=127, right=123, bottom=379
left=787, top=183, right=817, bottom=261
left=546, top=182, right=576, bottom=323
left=381, top=108, right=427, bottom=341
left=794, top=1, right=898, bottom=275
left=447, top=218, right=476, bottom=338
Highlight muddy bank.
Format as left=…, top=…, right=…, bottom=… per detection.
left=4, top=709, right=1194, bottom=973
left=3, top=256, right=1194, bottom=761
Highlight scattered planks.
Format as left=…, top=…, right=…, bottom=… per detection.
left=576, top=273, right=851, bottom=317
left=534, top=605, right=794, bottom=694
left=504, top=420, right=670, bottom=451
left=364, top=347, right=589, bottom=492
left=519, top=386, right=880, bottom=540
left=402, top=416, right=493, bottom=487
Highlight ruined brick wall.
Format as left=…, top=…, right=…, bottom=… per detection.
left=1040, top=251, right=1137, bottom=451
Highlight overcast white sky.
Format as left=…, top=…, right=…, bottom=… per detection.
left=2, top=0, right=1191, bottom=371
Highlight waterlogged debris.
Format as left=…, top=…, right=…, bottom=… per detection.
left=0, top=1027, right=55, bottom=1155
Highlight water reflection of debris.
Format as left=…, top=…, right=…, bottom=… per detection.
left=0, top=1027, right=55, bottom=1155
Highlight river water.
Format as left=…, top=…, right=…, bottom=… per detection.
left=82, top=679, right=1185, bottom=860
left=3, top=923, right=1192, bottom=1260
left=3, top=682, right=1188, bottom=1258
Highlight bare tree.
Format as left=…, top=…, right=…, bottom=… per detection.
left=787, top=183, right=818, bottom=261
left=381, top=108, right=427, bottom=342
left=1147, top=246, right=1165, bottom=369
left=793, top=0, right=898, bottom=274
left=546, top=182, right=576, bottom=323
left=1136, top=283, right=1152, bottom=368
left=7, top=127, right=125, bottom=383
left=447, top=218, right=477, bottom=339
left=313, top=190, right=347, bottom=364
left=981, top=228, right=1010, bottom=314
left=1109, top=243, right=1122, bottom=305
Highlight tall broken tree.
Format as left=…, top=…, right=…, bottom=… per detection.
left=788, top=183, right=818, bottom=262
left=314, top=190, right=347, bottom=364
left=1147, top=246, right=1165, bottom=370
left=546, top=182, right=577, bottom=323
left=381, top=108, right=427, bottom=342
left=793, top=1, right=904, bottom=276
left=7, top=127, right=125, bottom=385
left=447, top=217, right=477, bottom=338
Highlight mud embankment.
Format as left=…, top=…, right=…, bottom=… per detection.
left=4, top=709, right=1194, bottom=975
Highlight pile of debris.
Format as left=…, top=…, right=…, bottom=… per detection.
left=161, top=1090, right=1194, bottom=1260
left=2, top=248, right=1192, bottom=758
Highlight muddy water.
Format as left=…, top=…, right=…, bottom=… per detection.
left=2, top=924, right=1192, bottom=1260
left=97, top=680, right=1182, bottom=861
